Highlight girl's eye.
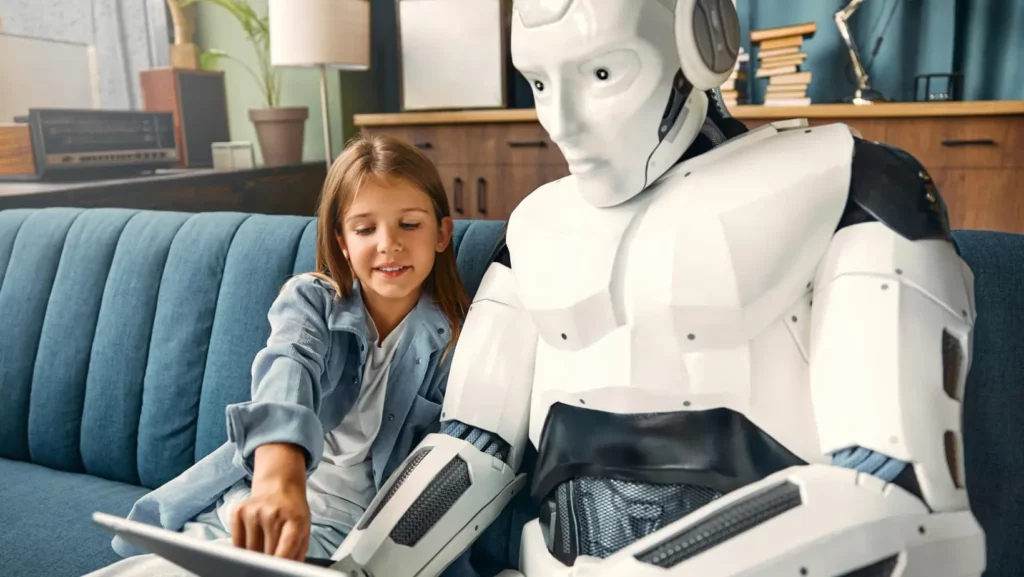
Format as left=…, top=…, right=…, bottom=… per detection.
left=401, top=222, right=422, bottom=230
left=354, top=227, right=374, bottom=235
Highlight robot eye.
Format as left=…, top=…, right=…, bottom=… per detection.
left=595, top=68, right=609, bottom=80
left=533, top=80, right=545, bottom=91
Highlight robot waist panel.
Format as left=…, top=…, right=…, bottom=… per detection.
left=539, top=476, right=723, bottom=565
left=529, top=402, right=806, bottom=503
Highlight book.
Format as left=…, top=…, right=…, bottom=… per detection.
left=769, top=71, right=813, bottom=86
left=764, top=97, right=812, bottom=106
left=759, top=35, right=804, bottom=51
left=718, top=46, right=750, bottom=107
left=750, top=24, right=814, bottom=105
left=760, top=53, right=807, bottom=68
left=750, top=22, right=817, bottom=43
left=766, top=84, right=808, bottom=97
left=758, top=46, right=801, bottom=59
left=755, top=64, right=798, bottom=78
left=765, top=89, right=808, bottom=100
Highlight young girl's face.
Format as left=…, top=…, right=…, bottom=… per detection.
left=340, top=175, right=453, bottom=310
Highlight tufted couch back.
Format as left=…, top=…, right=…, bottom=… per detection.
left=0, top=208, right=504, bottom=490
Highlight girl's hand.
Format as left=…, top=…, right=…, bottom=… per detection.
left=232, top=443, right=311, bottom=561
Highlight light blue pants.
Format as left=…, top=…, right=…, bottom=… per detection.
left=84, top=505, right=346, bottom=576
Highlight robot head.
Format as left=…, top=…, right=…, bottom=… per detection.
left=511, top=0, right=739, bottom=207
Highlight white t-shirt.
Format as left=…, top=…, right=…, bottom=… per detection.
left=216, top=309, right=407, bottom=534
left=304, top=311, right=407, bottom=530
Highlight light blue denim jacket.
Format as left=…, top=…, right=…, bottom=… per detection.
left=112, top=274, right=455, bottom=560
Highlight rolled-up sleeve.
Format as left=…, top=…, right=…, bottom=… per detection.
left=226, top=276, right=334, bottom=476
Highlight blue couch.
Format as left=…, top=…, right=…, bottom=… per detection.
left=0, top=207, right=1021, bottom=577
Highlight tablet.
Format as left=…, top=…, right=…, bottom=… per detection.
left=92, top=512, right=352, bottom=577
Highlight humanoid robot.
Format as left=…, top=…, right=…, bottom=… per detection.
left=333, top=0, right=986, bottom=575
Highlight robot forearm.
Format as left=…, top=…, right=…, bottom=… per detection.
left=809, top=221, right=975, bottom=512
left=332, top=263, right=538, bottom=577
left=569, top=464, right=984, bottom=577
left=332, top=433, right=526, bottom=577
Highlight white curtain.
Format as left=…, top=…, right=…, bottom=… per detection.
left=0, top=0, right=170, bottom=109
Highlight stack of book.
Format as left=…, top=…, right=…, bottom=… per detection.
left=751, top=22, right=816, bottom=106
left=719, top=47, right=749, bottom=108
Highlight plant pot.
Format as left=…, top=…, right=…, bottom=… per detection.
left=249, top=107, right=308, bottom=167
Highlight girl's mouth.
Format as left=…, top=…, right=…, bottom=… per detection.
left=375, top=265, right=410, bottom=278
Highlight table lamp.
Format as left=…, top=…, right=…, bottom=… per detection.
left=269, top=0, right=370, bottom=167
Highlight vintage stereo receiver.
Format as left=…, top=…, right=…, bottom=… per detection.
left=0, top=108, right=179, bottom=181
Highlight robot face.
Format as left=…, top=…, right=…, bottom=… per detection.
left=512, top=0, right=700, bottom=207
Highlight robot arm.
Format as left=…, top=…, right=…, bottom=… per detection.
left=549, top=139, right=985, bottom=577
left=330, top=261, right=537, bottom=577
left=810, top=137, right=976, bottom=513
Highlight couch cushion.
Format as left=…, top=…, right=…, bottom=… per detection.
left=0, top=209, right=506, bottom=490
left=953, top=230, right=1024, bottom=577
left=0, top=457, right=149, bottom=576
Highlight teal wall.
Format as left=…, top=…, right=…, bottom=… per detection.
left=192, top=0, right=348, bottom=164
left=737, top=0, right=959, bottom=104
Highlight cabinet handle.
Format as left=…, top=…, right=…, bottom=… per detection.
left=453, top=177, right=464, bottom=214
left=414, top=141, right=433, bottom=149
left=941, top=139, right=996, bottom=147
left=507, top=140, right=547, bottom=148
left=476, top=177, right=487, bottom=215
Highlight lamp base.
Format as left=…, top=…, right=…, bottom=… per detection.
left=844, top=88, right=888, bottom=105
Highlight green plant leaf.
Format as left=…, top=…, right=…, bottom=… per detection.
left=199, top=48, right=229, bottom=70
left=178, top=0, right=278, bottom=108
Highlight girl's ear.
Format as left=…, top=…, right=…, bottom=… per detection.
left=337, top=231, right=350, bottom=261
left=437, top=216, right=454, bottom=252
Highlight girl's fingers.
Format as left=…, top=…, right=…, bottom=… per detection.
left=244, top=508, right=264, bottom=553
left=296, top=532, right=310, bottom=562
left=262, top=513, right=282, bottom=556
left=275, top=520, right=302, bottom=560
left=231, top=507, right=247, bottom=549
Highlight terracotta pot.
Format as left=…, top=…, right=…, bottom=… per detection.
left=249, top=107, right=308, bottom=167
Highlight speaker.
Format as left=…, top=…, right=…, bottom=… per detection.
left=140, top=67, right=230, bottom=168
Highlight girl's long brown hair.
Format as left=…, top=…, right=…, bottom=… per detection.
left=313, top=133, right=469, bottom=358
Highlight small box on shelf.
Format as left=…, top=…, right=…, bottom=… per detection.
left=212, top=142, right=256, bottom=171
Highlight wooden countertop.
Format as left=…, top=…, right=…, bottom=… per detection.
left=355, top=100, right=1024, bottom=126
left=0, top=162, right=326, bottom=215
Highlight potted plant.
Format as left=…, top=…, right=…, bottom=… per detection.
left=179, top=0, right=307, bottom=167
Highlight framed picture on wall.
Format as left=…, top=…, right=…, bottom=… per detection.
left=396, top=0, right=510, bottom=111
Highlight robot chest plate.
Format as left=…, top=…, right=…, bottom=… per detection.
left=506, top=122, right=855, bottom=455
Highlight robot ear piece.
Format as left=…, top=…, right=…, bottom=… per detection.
left=675, top=0, right=741, bottom=91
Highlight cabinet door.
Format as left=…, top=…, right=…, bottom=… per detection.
left=933, top=168, right=1023, bottom=234
left=434, top=164, right=471, bottom=219
left=435, top=163, right=507, bottom=221
left=466, top=165, right=507, bottom=221
left=437, top=163, right=559, bottom=222
left=360, top=126, right=471, bottom=166
left=883, top=117, right=1024, bottom=170
left=500, top=162, right=570, bottom=217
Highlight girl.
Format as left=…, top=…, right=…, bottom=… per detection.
left=88, top=134, right=470, bottom=575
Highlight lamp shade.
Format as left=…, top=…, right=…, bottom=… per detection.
left=269, top=0, right=370, bottom=70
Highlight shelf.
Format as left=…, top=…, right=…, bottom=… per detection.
left=354, top=101, right=1024, bottom=127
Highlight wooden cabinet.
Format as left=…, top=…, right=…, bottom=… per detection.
left=357, top=101, right=1024, bottom=233
left=734, top=101, right=1024, bottom=234
left=360, top=121, right=569, bottom=221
